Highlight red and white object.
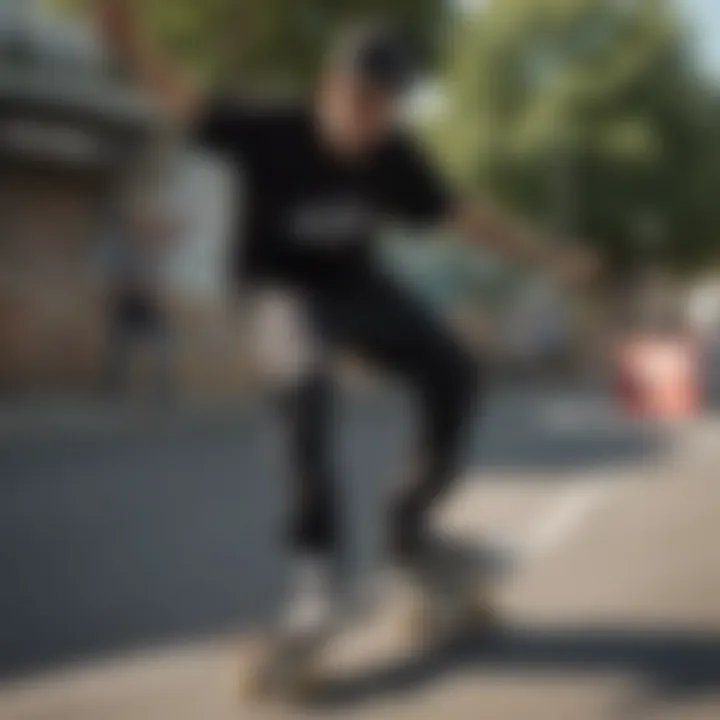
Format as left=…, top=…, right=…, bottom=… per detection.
left=616, top=335, right=699, bottom=419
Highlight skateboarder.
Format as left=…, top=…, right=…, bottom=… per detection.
left=98, top=0, right=596, bottom=699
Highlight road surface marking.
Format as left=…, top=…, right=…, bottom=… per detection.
left=521, top=478, right=621, bottom=564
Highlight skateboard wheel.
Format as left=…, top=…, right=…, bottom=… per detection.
left=239, top=640, right=272, bottom=701
left=404, top=595, right=440, bottom=646
left=239, top=634, right=324, bottom=704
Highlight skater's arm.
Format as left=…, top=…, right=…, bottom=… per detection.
left=96, top=0, right=200, bottom=125
left=97, top=0, right=265, bottom=156
left=377, top=130, right=598, bottom=286
left=378, top=134, right=598, bottom=286
left=450, top=201, right=600, bottom=287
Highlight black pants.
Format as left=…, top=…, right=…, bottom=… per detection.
left=275, top=269, right=481, bottom=560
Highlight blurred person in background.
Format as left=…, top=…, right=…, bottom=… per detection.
left=98, top=0, right=596, bottom=700
left=102, top=170, right=179, bottom=403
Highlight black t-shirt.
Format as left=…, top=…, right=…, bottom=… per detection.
left=193, top=98, right=453, bottom=287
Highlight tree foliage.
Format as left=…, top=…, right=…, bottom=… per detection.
left=429, top=0, right=720, bottom=276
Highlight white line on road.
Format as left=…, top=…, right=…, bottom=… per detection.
left=520, top=476, right=622, bottom=564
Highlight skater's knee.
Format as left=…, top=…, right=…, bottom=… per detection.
left=431, top=348, right=482, bottom=413
left=291, top=510, right=337, bottom=555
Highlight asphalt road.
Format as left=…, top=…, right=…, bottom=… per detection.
left=1, top=384, right=718, bottom=719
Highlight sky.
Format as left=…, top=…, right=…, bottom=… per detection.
left=682, top=0, right=720, bottom=79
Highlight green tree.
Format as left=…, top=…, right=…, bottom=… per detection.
left=430, top=0, right=720, bottom=277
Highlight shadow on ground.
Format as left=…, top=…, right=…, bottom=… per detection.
left=316, top=623, right=720, bottom=711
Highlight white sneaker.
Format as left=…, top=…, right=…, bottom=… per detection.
left=240, top=555, right=338, bottom=702
left=281, top=554, right=340, bottom=636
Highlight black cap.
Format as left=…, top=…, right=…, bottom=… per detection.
left=330, top=24, right=416, bottom=96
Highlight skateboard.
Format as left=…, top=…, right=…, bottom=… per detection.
left=239, top=622, right=337, bottom=704
left=237, top=536, right=516, bottom=705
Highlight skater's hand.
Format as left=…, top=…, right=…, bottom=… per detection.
left=95, top=0, right=200, bottom=123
